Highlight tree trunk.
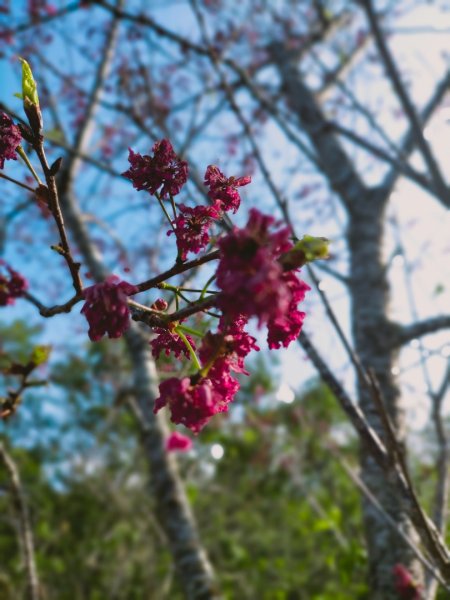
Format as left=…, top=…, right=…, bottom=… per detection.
left=348, top=195, right=422, bottom=599
left=270, top=41, right=423, bottom=598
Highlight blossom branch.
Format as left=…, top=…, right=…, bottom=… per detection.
left=32, top=141, right=83, bottom=294
left=24, top=291, right=82, bottom=317
left=131, top=296, right=217, bottom=328
left=3, top=1, right=82, bottom=36
left=0, top=172, right=35, bottom=193
left=134, top=250, right=220, bottom=294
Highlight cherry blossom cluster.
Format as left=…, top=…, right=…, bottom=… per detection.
left=153, top=316, right=259, bottom=433
left=123, top=140, right=188, bottom=198
left=0, top=116, right=312, bottom=435
left=94, top=139, right=309, bottom=434
left=81, top=276, right=137, bottom=342
left=123, top=140, right=252, bottom=262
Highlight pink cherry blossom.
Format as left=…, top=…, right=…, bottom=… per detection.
left=122, top=139, right=188, bottom=197
left=204, top=164, right=251, bottom=213
left=154, top=375, right=235, bottom=434
left=267, top=271, right=310, bottom=349
left=150, top=329, right=196, bottom=360
left=166, top=431, right=193, bottom=452
left=216, top=209, right=292, bottom=325
left=168, top=204, right=218, bottom=260
left=393, top=564, right=422, bottom=600
left=81, top=276, right=137, bottom=342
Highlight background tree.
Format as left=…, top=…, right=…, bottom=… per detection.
left=0, top=1, right=449, bottom=599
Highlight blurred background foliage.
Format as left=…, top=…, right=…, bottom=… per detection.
left=0, top=319, right=371, bottom=600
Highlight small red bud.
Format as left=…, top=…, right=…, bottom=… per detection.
left=151, top=298, right=168, bottom=311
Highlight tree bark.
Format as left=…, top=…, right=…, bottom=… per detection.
left=348, top=194, right=422, bottom=599
left=271, top=42, right=423, bottom=598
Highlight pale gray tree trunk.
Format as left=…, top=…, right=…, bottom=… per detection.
left=271, top=42, right=422, bottom=599
left=348, top=197, right=422, bottom=598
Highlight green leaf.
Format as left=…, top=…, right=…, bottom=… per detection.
left=19, top=58, right=39, bottom=106
left=279, top=235, right=330, bottom=270
left=30, top=345, right=51, bottom=367
left=295, top=235, right=330, bottom=262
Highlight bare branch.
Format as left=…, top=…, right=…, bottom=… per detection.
left=360, top=0, right=450, bottom=208
left=23, top=291, right=82, bottom=317
left=269, top=41, right=370, bottom=213
left=390, top=316, right=450, bottom=349
left=3, top=1, right=81, bottom=35
left=298, top=330, right=388, bottom=468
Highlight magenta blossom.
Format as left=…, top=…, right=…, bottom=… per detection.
left=168, top=204, right=218, bottom=260
left=122, top=139, right=188, bottom=198
left=81, top=276, right=137, bottom=342
left=267, top=271, right=310, bottom=349
left=166, top=431, right=193, bottom=453
left=150, top=328, right=196, bottom=360
left=0, top=262, right=28, bottom=306
left=393, top=564, right=422, bottom=600
left=0, top=113, right=22, bottom=170
left=216, top=209, right=308, bottom=347
left=204, top=164, right=251, bottom=213
left=199, top=316, right=259, bottom=378
left=216, top=209, right=292, bottom=325
left=154, top=375, right=236, bottom=434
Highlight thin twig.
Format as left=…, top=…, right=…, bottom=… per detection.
left=328, top=443, right=450, bottom=593
left=360, top=0, right=450, bottom=207
left=0, top=172, right=35, bottom=193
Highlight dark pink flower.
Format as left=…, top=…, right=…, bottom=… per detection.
left=166, top=431, right=193, bottom=452
left=81, top=276, right=137, bottom=342
left=168, top=204, right=218, bottom=260
left=393, top=564, right=422, bottom=599
left=122, top=139, right=188, bottom=197
left=0, top=262, right=28, bottom=306
left=150, top=328, right=196, bottom=360
left=199, top=316, right=259, bottom=377
left=204, top=164, right=251, bottom=213
left=154, top=375, right=235, bottom=434
left=216, top=209, right=308, bottom=346
left=267, top=271, right=310, bottom=349
left=216, top=209, right=292, bottom=325
left=0, top=113, right=22, bottom=170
